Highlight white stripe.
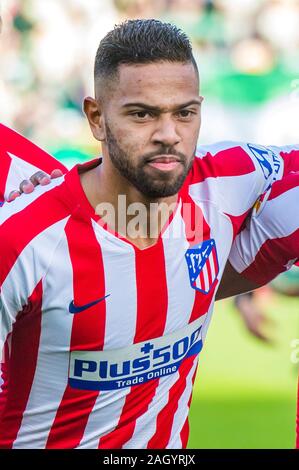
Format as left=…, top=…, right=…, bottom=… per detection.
left=79, top=223, right=138, bottom=448
left=167, top=356, right=198, bottom=449
left=13, top=228, right=73, bottom=448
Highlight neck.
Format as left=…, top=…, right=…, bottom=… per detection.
left=80, top=157, right=179, bottom=248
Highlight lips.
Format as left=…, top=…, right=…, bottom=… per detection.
left=147, top=161, right=181, bottom=171
left=147, top=155, right=181, bottom=163
left=146, top=155, right=182, bottom=172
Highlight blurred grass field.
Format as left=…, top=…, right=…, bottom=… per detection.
left=188, top=292, right=299, bottom=449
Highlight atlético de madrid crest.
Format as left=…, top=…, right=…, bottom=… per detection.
left=185, top=239, right=219, bottom=294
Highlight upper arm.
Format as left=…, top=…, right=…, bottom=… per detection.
left=228, top=173, right=299, bottom=286
left=216, top=261, right=261, bottom=300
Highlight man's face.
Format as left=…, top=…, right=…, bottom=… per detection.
left=97, top=61, right=202, bottom=198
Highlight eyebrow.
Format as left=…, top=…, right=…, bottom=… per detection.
left=122, top=99, right=202, bottom=112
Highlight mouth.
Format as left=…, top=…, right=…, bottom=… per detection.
left=146, top=155, right=182, bottom=172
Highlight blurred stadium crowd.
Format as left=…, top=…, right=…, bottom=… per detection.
left=1, top=0, right=299, bottom=159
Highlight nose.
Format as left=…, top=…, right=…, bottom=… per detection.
left=152, top=115, right=181, bottom=147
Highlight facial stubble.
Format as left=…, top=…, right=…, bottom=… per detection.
left=105, top=122, right=195, bottom=199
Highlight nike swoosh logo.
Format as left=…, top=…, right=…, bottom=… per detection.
left=69, top=294, right=110, bottom=314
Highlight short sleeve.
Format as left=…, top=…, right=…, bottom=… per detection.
left=229, top=173, right=299, bottom=284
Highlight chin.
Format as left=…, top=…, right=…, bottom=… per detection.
left=142, top=184, right=182, bottom=199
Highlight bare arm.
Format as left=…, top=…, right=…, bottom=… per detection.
left=216, top=261, right=262, bottom=301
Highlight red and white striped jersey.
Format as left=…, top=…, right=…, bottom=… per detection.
left=0, top=123, right=66, bottom=202
left=229, top=172, right=299, bottom=284
left=1, top=124, right=299, bottom=448
left=0, top=139, right=290, bottom=449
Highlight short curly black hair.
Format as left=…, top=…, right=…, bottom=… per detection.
left=94, top=19, right=198, bottom=83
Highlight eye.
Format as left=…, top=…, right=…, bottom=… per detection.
left=130, top=110, right=154, bottom=120
left=177, top=109, right=196, bottom=119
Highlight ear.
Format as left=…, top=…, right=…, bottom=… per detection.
left=83, top=96, right=105, bottom=141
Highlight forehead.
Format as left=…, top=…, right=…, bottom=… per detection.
left=110, top=61, right=199, bottom=108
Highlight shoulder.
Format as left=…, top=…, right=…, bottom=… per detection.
left=0, top=177, right=71, bottom=273
left=184, top=141, right=257, bottom=198
left=193, top=140, right=284, bottom=180
left=195, top=141, right=249, bottom=159
left=192, top=141, right=257, bottom=182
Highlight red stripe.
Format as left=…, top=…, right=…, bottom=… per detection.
left=0, top=150, right=12, bottom=201
left=268, top=173, right=299, bottom=201
left=99, top=238, right=168, bottom=448
left=180, top=418, right=189, bottom=449
left=280, top=149, right=299, bottom=175
left=0, top=123, right=66, bottom=174
left=147, top=356, right=195, bottom=448
left=191, top=147, right=255, bottom=184
left=224, top=210, right=251, bottom=240
left=0, top=185, right=70, bottom=285
left=242, top=230, right=299, bottom=285
left=46, top=215, right=106, bottom=448
left=0, top=281, right=43, bottom=448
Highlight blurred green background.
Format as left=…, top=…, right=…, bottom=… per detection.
left=188, top=294, right=298, bottom=448
left=2, top=0, right=299, bottom=152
